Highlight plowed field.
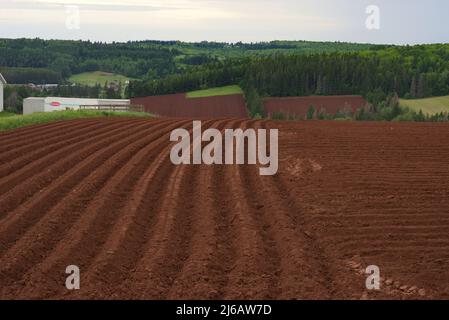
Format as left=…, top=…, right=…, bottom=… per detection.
left=131, top=94, right=248, bottom=118
left=1, top=118, right=449, bottom=300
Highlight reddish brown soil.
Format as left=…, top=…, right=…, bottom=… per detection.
left=131, top=93, right=248, bottom=118
left=264, top=95, right=368, bottom=118
left=1, top=118, right=449, bottom=300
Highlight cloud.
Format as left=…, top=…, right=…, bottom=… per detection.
left=2, top=0, right=185, bottom=11
left=0, top=0, right=447, bottom=43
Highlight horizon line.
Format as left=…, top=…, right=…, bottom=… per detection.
left=2, top=36, right=449, bottom=47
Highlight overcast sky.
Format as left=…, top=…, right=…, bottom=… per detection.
left=0, top=0, right=448, bottom=44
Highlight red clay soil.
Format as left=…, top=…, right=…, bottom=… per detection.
left=1, top=118, right=449, bottom=300
left=264, top=95, right=368, bottom=118
left=131, top=93, right=248, bottom=118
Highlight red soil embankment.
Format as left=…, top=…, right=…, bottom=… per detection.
left=131, top=93, right=248, bottom=118
left=264, top=95, right=368, bottom=118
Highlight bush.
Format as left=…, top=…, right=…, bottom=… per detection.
left=413, top=110, right=427, bottom=122
left=244, top=86, right=265, bottom=118
left=334, top=116, right=353, bottom=121
left=393, top=112, right=415, bottom=121
left=306, top=105, right=316, bottom=120
left=271, top=112, right=286, bottom=120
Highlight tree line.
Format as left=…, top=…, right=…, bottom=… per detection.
left=126, top=60, right=247, bottom=97
left=242, top=45, right=449, bottom=99
left=0, top=67, right=62, bottom=84
left=0, top=38, right=180, bottom=81
left=0, top=38, right=377, bottom=84
left=127, top=44, right=449, bottom=117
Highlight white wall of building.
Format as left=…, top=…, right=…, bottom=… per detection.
left=23, top=97, right=130, bottom=115
left=98, top=99, right=130, bottom=106
left=43, top=97, right=102, bottom=113
left=0, top=81, right=3, bottom=112
left=0, top=72, right=6, bottom=112
left=23, top=97, right=46, bottom=115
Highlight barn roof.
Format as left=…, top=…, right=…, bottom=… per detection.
left=0, top=73, right=6, bottom=85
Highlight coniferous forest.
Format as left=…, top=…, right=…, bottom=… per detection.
left=128, top=44, right=449, bottom=101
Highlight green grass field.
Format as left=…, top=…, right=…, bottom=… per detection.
left=186, top=85, right=243, bottom=98
left=0, top=110, right=152, bottom=132
left=69, top=71, right=133, bottom=87
left=400, top=96, right=449, bottom=115
left=0, top=111, right=16, bottom=118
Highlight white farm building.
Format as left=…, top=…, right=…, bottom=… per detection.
left=23, top=97, right=130, bottom=115
left=0, top=73, right=6, bottom=112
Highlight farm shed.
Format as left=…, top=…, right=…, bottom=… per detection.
left=23, top=97, right=130, bottom=115
left=0, top=73, right=6, bottom=112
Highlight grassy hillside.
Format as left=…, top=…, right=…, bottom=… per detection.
left=0, top=110, right=152, bottom=132
left=186, top=85, right=243, bottom=98
left=400, top=96, right=449, bottom=115
left=69, top=71, right=133, bottom=87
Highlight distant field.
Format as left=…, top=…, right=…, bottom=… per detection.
left=400, top=96, right=449, bottom=115
left=69, top=71, right=133, bottom=86
left=186, top=85, right=243, bottom=98
left=132, top=92, right=248, bottom=118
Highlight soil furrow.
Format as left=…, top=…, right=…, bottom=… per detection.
left=65, top=119, right=201, bottom=299
left=166, top=119, right=234, bottom=300
left=0, top=118, right=101, bottom=143
left=0, top=119, right=150, bottom=193
left=0, top=119, right=448, bottom=299
left=0, top=119, right=103, bottom=156
left=0, top=119, right=155, bottom=215
left=0, top=120, right=171, bottom=275
left=0, top=119, right=183, bottom=298
left=220, top=119, right=277, bottom=300
left=110, top=120, right=218, bottom=299
left=239, top=120, right=337, bottom=299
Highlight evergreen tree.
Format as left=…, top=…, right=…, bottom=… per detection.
left=410, top=76, right=417, bottom=98
left=417, top=73, right=426, bottom=98
left=307, top=105, right=316, bottom=120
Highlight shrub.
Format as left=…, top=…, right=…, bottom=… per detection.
left=271, top=112, right=286, bottom=120
left=306, top=105, right=316, bottom=120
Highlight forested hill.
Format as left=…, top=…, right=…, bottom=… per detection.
left=0, top=38, right=179, bottom=82
left=3, top=37, right=448, bottom=106
left=128, top=44, right=449, bottom=104
left=0, top=38, right=376, bottom=84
